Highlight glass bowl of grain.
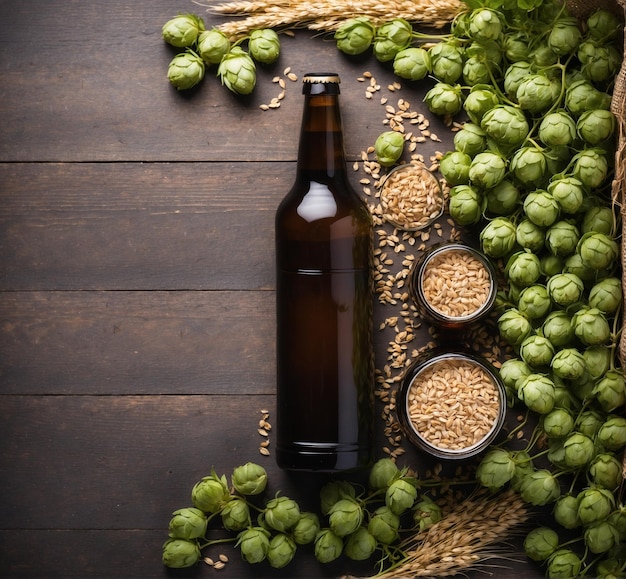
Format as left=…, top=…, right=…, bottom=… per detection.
left=379, top=162, right=444, bottom=231
left=397, top=349, right=507, bottom=460
left=409, top=242, right=497, bottom=330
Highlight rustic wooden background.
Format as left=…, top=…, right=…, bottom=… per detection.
left=0, top=1, right=539, bottom=577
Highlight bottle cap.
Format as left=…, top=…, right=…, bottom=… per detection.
left=302, top=73, right=341, bottom=94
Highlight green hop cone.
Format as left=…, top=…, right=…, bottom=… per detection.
left=572, top=149, right=609, bottom=189
left=582, top=206, right=615, bottom=235
left=523, top=190, right=559, bottom=227
left=585, top=521, right=620, bottom=554
left=393, top=47, right=431, bottom=81
left=516, top=74, right=554, bottom=115
left=577, top=487, right=615, bottom=525
left=448, top=185, right=482, bottom=226
left=518, top=374, right=556, bottom=414
left=577, top=109, right=616, bottom=145
left=464, top=86, right=499, bottom=125
left=249, top=29, right=280, bottom=64
left=429, top=41, right=464, bottom=84
left=553, top=494, right=580, bottom=529
left=499, top=358, right=532, bottom=395
left=236, top=527, right=271, bottom=564
left=480, top=105, right=529, bottom=150
left=162, top=13, right=205, bottom=48
left=314, top=528, right=343, bottom=563
left=369, top=458, right=400, bottom=491
left=221, top=496, right=251, bottom=531
left=320, top=480, right=356, bottom=515
left=373, top=19, right=413, bottom=62
left=217, top=47, right=256, bottom=95
left=588, top=8, right=622, bottom=40
left=368, top=506, right=400, bottom=544
left=168, top=507, right=207, bottom=540
left=453, top=122, right=486, bottom=156
left=588, top=277, right=622, bottom=314
left=519, top=335, right=555, bottom=369
left=548, top=17, right=581, bottom=56
left=565, top=79, right=611, bottom=116
left=385, top=478, right=417, bottom=515
left=520, top=469, right=561, bottom=506
left=547, top=549, right=582, bottom=578
left=468, top=8, right=502, bottom=42
left=541, top=408, right=574, bottom=439
left=267, top=533, right=297, bottom=568
left=545, top=220, right=579, bottom=257
left=413, top=495, right=442, bottom=532
left=328, top=498, right=363, bottom=537
left=264, top=495, right=301, bottom=533
left=375, top=131, right=404, bottom=167
left=576, top=408, right=605, bottom=437
left=498, top=309, right=532, bottom=347
left=577, top=232, right=619, bottom=270
left=524, top=526, right=559, bottom=561
left=344, top=527, right=377, bottom=561
left=167, top=50, right=205, bottom=91
left=505, top=251, right=541, bottom=287
left=593, top=369, right=626, bottom=413
left=597, top=415, right=626, bottom=451
left=424, top=82, right=464, bottom=116
left=589, top=453, right=623, bottom=490
left=547, top=177, right=584, bottom=214
left=439, top=151, right=471, bottom=186
left=232, top=462, right=268, bottom=495
left=511, top=147, right=547, bottom=188
left=335, top=17, right=375, bottom=55
left=584, top=345, right=612, bottom=380
left=476, top=448, right=516, bottom=491
left=546, top=273, right=584, bottom=308
left=608, top=506, right=626, bottom=540
left=486, top=180, right=519, bottom=215
left=539, top=111, right=577, bottom=147
left=162, top=538, right=202, bottom=568
left=541, top=311, right=574, bottom=348
left=517, top=286, right=551, bottom=320
left=516, top=219, right=545, bottom=252
left=480, top=217, right=516, bottom=258
left=292, top=512, right=321, bottom=545
left=562, top=432, right=595, bottom=468
left=197, top=29, right=231, bottom=65
left=191, top=470, right=231, bottom=513
left=550, top=348, right=586, bottom=380
left=571, top=306, right=610, bottom=346
left=468, top=151, right=506, bottom=189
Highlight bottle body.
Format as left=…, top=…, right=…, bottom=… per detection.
left=275, top=74, right=374, bottom=472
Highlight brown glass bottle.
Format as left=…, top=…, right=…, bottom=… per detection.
left=275, top=73, right=374, bottom=472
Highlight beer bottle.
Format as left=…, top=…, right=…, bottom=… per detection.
left=275, top=73, right=374, bottom=472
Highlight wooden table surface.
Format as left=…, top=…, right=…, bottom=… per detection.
left=0, top=1, right=549, bottom=577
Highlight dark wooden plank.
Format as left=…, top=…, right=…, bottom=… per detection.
left=0, top=395, right=530, bottom=578
left=0, top=162, right=287, bottom=291
left=0, top=291, right=275, bottom=395
left=0, top=0, right=451, bottom=163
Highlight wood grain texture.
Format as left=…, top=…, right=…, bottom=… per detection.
left=0, top=0, right=540, bottom=577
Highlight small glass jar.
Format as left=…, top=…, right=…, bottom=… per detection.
left=409, top=242, right=497, bottom=330
left=379, top=163, right=444, bottom=231
left=397, top=349, right=507, bottom=460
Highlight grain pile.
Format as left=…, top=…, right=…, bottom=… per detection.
left=406, top=357, right=501, bottom=451
left=421, top=248, right=492, bottom=318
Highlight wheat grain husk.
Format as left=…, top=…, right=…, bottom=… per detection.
left=344, top=488, right=528, bottom=579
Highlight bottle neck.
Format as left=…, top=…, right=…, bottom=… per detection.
left=296, top=93, right=347, bottom=183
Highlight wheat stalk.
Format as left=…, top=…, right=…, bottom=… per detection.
left=346, top=488, right=528, bottom=579
left=199, top=0, right=466, bottom=38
